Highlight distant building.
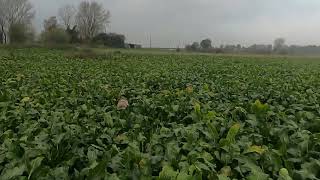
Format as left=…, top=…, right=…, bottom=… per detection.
left=125, top=43, right=142, bottom=49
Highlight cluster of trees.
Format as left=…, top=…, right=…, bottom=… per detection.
left=0, top=0, right=35, bottom=44
left=0, top=0, right=126, bottom=48
left=185, top=38, right=213, bottom=51
left=185, top=38, right=317, bottom=55
left=286, top=45, right=320, bottom=55
left=92, top=33, right=125, bottom=48
left=216, top=44, right=273, bottom=54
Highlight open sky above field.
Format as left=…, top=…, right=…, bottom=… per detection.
left=30, top=0, right=320, bottom=48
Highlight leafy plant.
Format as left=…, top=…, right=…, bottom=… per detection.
left=1, top=48, right=320, bottom=179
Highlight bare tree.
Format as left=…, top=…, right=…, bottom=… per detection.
left=58, top=4, right=76, bottom=28
left=41, top=16, right=69, bottom=44
left=273, top=38, right=289, bottom=54
left=0, top=0, right=34, bottom=43
left=273, top=38, right=285, bottom=51
left=0, top=0, right=8, bottom=43
left=5, top=0, right=34, bottom=25
left=44, top=16, right=58, bottom=31
left=75, top=1, right=110, bottom=40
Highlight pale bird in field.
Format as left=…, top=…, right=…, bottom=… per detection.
left=117, top=98, right=129, bottom=110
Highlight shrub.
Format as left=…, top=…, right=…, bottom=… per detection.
left=41, top=28, right=69, bottom=44
left=200, top=38, right=212, bottom=49
left=8, top=23, right=34, bottom=44
left=92, top=33, right=125, bottom=48
left=185, top=42, right=200, bottom=52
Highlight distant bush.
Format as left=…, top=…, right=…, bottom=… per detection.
left=8, top=23, right=34, bottom=44
left=200, top=39, right=212, bottom=49
left=245, top=44, right=273, bottom=54
left=92, top=33, right=125, bottom=48
left=185, top=42, right=200, bottom=52
left=65, top=48, right=96, bottom=59
left=66, top=26, right=80, bottom=44
left=41, top=28, right=70, bottom=44
left=215, top=48, right=224, bottom=53
left=64, top=48, right=119, bottom=60
left=185, top=45, right=192, bottom=51
left=199, top=48, right=216, bottom=53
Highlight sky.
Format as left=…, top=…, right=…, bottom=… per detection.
left=30, top=0, right=320, bottom=48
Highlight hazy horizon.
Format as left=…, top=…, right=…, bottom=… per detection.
left=30, top=0, right=320, bottom=48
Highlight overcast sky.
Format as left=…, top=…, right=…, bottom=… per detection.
left=30, top=0, right=320, bottom=48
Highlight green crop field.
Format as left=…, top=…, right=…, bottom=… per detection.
left=1, top=48, right=320, bottom=179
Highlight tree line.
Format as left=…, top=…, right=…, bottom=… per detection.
left=185, top=38, right=288, bottom=54
left=186, top=38, right=320, bottom=56
left=2, top=0, right=320, bottom=54
left=0, top=0, right=125, bottom=47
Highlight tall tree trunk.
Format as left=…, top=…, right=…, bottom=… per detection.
left=4, top=32, right=7, bottom=44
left=1, top=25, right=6, bottom=44
left=0, top=26, right=3, bottom=44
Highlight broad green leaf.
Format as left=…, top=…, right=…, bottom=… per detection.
left=158, top=165, right=178, bottom=180
left=207, top=122, right=219, bottom=140
left=177, top=172, right=192, bottom=180
left=28, top=156, right=44, bottom=179
left=278, top=168, right=292, bottom=180
left=186, top=85, right=193, bottom=93
left=217, top=175, right=231, bottom=180
left=104, top=113, right=114, bottom=127
left=247, top=171, right=269, bottom=180
left=87, top=157, right=109, bottom=180
left=105, top=173, right=120, bottom=180
left=172, top=105, right=179, bottom=112
left=87, top=148, right=98, bottom=162
left=2, top=165, right=26, bottom=180
left=220, top=166, right=232, bottom=177
left=194, top=103, right=201, bottom=114
left=237, top=157, right=269, bottom=180
left=245, top=145, right=267, bottom=155
left=226, top=123, right=240, bottom=142
left=252, top=100, right=268, bottom=114
left=21, top=97, right=31, bottom=103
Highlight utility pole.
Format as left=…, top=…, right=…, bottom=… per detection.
left=149, top=34, right=152, bottom=49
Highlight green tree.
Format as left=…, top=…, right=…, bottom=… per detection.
left=41, top=16, right=69, bottom=44
left=92, top=33, right=125, bottom=48
left=185, top=42, right=200, bottom=51
left=273, top=38, right=288, bottom=54
left=191, top=42, right=200, bottom=50
left=0, top=0, right=34, bottom=44
left=8, top=23, right=30, bottom=43
left=66, top=25, right=80, bottom=43
left=273, top=38, right=285, bottom=51
left=200, top=38, right=212, bottom=49
left=41, top=28, right=69, bottom=44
